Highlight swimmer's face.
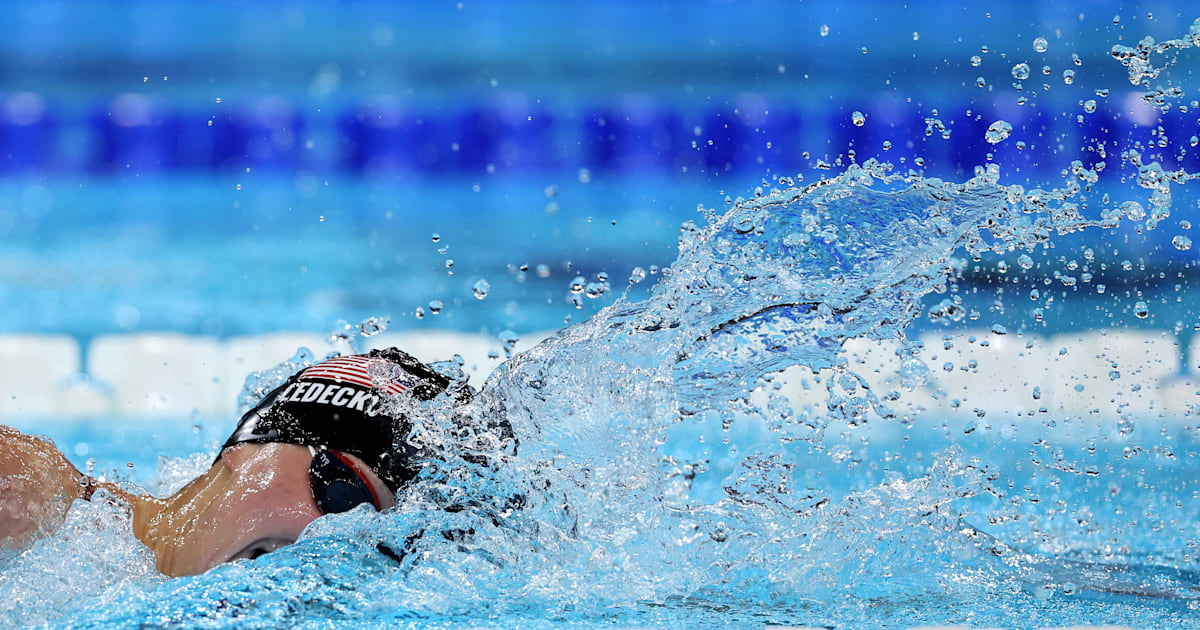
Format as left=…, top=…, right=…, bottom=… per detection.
left=139, top=442, right=395, bottom=577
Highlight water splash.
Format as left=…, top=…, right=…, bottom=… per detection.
left=7, top=17, right=1200, bottom=630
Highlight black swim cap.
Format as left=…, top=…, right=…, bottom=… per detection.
left=222, top=347, right=489, bottom=493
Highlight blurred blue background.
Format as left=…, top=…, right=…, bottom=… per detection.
left=0, top=0, right=1196, bottom=341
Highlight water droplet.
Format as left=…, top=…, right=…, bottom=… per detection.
left=585, top=281, right=608, bottom=298
left=472, top=278, right=491, bottom=300
left=819, top=24, right=829, bottom=37
left=428, top=299, right=444, bottom=315
left=357, top=315, right=389, bottom=337
left=498, top=329, right=519, bottom=358
left=851, top=110, right=866, bottom=127
left=1033, top=37, right=1049, bottom=53
left=1133, top=300, right=1149, bottom=319
left=1012, top=63, right=1031, bottom=80
left=985, top=120, right=1013, bottom=144
left=991, top=324, right=1008, bottom=335
left=970, top=55, right=982, bottom=67
left=1121, top=200, right=1146, bottom=221
left=1173, top=235, right=1192, bottom=250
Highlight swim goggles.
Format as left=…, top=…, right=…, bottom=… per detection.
left=307, top=446, right=384, bottom=514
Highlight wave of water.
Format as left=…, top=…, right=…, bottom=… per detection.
left=5, top=18, right=1200, bottom=630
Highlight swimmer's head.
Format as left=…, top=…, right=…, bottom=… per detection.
left=221, top=347, right=468, bottom=493
left=142, top=348, right=516, bottom=576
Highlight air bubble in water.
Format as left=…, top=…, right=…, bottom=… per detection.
left=851, top=111, right=866, bottom=126
left=819, top=24, right=829, bottom=36
left=428, top=299, right=443, bottom=315
left=1133, top=301, right=1149, bottom=319
left=976, top=76, right=987, bottom=88
left=472, top=278, right=491, bottom=300
left=431, top=233, right=440, bottom=243
left=970, top=55, right=982, bottom=66
left=985, top=120, right=1013, bottom=144
left=629, top=267, right=647, bottom=284
left=1173, top=235, right=1192, bottom=250
left=1033, top=36, right=1048, bottom=53
left=1062, top=69, right=1076, bottom=85
left=536, top=264, right=551, bottom=278
left=569, top=275, right=586, bottom=293
left=1017, top=254, right=1034, bottom=269
left=1012, top=63, right=1031, bottom=80
left=1083, top=100, right=1097, bottom=113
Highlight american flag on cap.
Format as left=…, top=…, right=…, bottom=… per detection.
left=299, top=355, right=411, bottom=395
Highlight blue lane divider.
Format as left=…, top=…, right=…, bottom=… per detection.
left=0, top=94, right=1187, bottom=177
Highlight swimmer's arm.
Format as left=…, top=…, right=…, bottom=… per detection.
left=0, top=425, right=141, bottom=549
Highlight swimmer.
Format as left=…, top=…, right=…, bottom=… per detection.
left=0, top=347, right=510, bottom=576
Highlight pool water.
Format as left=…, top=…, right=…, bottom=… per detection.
left=3, top=5, right=1200, bottom=630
